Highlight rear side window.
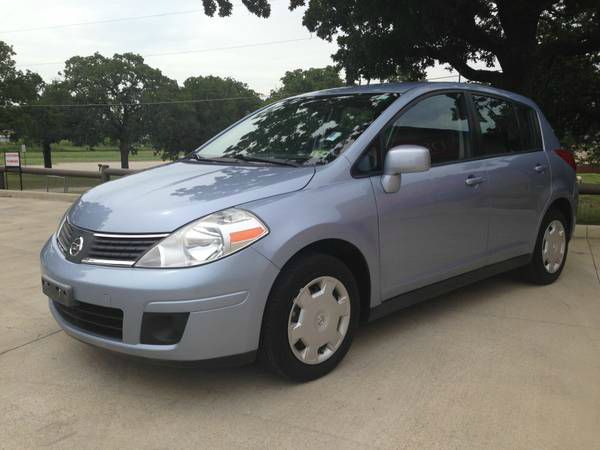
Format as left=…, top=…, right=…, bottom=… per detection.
left=383, top=93, right=471, bottom=165
left=472, top=95, right=542, bottom=157
left=515, top=105, right=542, bottom=151
left=472, top=95, right=520, bottom=156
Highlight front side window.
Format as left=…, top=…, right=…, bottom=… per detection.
left=383, top=93, right=471, bottom=165
left=193, top=93, right=398, bottom=166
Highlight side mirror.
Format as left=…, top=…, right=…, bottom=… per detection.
left=381, top=145, right=431, bottom=193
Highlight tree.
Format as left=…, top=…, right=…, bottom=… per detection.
left=148, top=75, right=262, bottom=160
left=0, top=41, right=42, bottom=138
left=536, top=54, right=600, bottom=153
left=13, top=81, right=73, bottom=167
left=63, top=52, right=177, bottom=168
left=268, top=66, right=345, bottom=101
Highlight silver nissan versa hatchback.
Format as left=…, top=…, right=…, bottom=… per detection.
left=41, top=82, right=578, bottom=381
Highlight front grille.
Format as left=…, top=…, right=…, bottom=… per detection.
left=87, top=235, right=163, bottom=263
left=57, top=219, right=166, bottom=266
left=53, top=300, right=124, bottom=340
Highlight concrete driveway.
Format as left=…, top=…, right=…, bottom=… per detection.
left=1, top=196, right=600, bottom=449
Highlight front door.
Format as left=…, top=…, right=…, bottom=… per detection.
left=368, top=92, right=489, bottom=300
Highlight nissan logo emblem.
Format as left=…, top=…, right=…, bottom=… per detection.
left=69, top=236, right=84, bottom=256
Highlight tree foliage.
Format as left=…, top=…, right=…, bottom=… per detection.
left=148, top=75, right=262, bottom=160
left=0, top=41, right=42, bottom=135
left=12, top=81, right=75, bottom=167
left=268, top=66, right=344, bottom=101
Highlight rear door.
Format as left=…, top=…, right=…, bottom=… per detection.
left=470, top=95, right=551, bottom=262
left=360, top=92, right=490, bottom=299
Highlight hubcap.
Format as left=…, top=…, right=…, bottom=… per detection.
left=542, top=220, right=566, bottom=274
left=288, top=276, right=351, bottom=365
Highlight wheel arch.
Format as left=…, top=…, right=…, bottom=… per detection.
left=267, top=238, right=373, bottom=323
left=547, top=197, right=574, bottom=237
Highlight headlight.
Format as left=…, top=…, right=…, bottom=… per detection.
left=135, top=208, right=268, bottom=268
left=56, top=206, right=71, bottom=235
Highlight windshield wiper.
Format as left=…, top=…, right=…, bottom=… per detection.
left=185, top=153, right=234, bottom=164
left=231, top=154, right=300, bottom=167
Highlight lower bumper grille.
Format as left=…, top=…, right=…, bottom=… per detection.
left=53, top=300, right=124, bottom=340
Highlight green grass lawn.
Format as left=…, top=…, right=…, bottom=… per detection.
left=578, top=196, right=600, bottom=225
left=576, top=173, right=600, bottom=224
left=578, top=173, right=600, bottom=184
left=0, top=143, right=164, bottom=166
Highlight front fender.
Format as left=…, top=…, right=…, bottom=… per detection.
left=245, top=177, right=382, bottom=307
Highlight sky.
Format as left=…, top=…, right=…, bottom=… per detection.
left=0, top=0, right=459, bottom=96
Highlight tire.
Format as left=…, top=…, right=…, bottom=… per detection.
left=260, top=252, right=360, bottom=382
left=524, top=208, right=569, bottom=285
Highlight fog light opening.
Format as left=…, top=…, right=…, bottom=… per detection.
left=140, top=312, right=189, bottom=345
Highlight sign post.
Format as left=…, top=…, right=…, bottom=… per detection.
left=4, top=151, right=23, bottom=190
left=21, top=144, right=27, bottom=166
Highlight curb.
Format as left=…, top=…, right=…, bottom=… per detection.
left=574, top=224, right=600, bottom=240
left=0, top=189, right=80, bottom=203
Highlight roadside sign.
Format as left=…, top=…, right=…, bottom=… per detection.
left=3, top=152, right=23, bottom=190
left=5, top=152, right=21, bottom=168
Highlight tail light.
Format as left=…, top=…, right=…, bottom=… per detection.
left=554, top=149, right=576, bottom=171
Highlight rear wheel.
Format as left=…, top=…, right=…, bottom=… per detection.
left=524, top=208, right=569, bottom=285
left=260, top=253, right=359, bottom=381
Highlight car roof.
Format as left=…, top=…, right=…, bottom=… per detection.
left=301, top=82, right=537, bottom=108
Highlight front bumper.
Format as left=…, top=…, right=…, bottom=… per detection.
left=40, top=234, right=280, bottom=362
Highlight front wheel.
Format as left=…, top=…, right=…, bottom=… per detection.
left=524, top=208, right=569, bottom=285
left=260, top=253, right=359, bottom=381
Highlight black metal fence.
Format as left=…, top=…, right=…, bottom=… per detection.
left=0, top=165, right=136, bottom=193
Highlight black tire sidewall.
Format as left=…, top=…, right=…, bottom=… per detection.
left=261, top=253, right=360, bottom=381
left=527, top=208, right=569, bottom=285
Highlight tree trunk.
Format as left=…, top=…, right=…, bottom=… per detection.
left=42, top=141, right=52, bottom=168
left=119, top=140, right=129, bottom=169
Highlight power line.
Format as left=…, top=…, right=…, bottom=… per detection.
left=0, top=9, right=206, bottom=34
left=18, top=36, right=314, bottom=67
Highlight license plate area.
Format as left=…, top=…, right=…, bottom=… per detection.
left=42, top=276, right=75, bottom=307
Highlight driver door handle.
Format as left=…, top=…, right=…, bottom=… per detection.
left=465, top=175, right=486, bottom=186
left=534, top=164, right=547, bottom=173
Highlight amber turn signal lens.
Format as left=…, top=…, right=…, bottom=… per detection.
left=230, top=226, right=266, bottom=244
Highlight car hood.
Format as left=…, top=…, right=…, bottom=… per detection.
left=69, top=162, right=315, bottom=233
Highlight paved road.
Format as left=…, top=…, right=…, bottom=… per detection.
left=1, top=197, right=600, bottom=449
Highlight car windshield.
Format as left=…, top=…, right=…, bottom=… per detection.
left=192, top=93, right=399, bottom=166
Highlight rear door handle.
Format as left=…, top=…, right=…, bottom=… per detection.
left=534, top=164, right=547, bottom=173
left=465, top=175, right=486, bottom=186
